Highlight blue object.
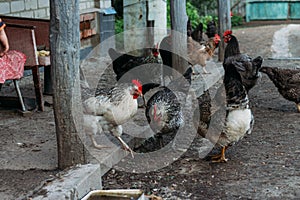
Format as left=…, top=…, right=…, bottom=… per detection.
left=101, top=7, right=117, bottom=15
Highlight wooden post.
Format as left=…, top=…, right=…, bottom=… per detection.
left=218, top=0, right=231, bottom=62
left=50, top=0, right=86, bottom=169
left=170, top=0, right=188, bottom=74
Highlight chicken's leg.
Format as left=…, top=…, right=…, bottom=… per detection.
left=116, top=136, right=134, bottom=158
left=211, top=146, right=228, bottom=163
left=296, top=103, right=300, bottom=113
left=202, top=66, right=211, bottom=74
left=89, top=134, right=111, bottom=149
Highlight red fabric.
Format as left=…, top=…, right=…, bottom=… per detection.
left=0, top=50, right=26, bottom=83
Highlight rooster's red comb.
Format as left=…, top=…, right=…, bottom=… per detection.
left=223, top=30, right=232, bottom=37
left=214, top=34, right=221, bottom=40
left=132, top=79, right=142, bottom=92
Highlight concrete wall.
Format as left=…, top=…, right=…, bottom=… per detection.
left=0, top=0, right=102, bottom=19
left=123, top=0, right=167, bottom=54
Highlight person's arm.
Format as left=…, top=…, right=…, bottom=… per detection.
left=0, top=18, right=9, bottom=57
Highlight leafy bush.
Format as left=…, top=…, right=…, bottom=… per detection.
left=231, top=13, right=244, bottom=27
left=115, top=18, right=123, bottom=35
left=167, top=0, right=217, bottom=31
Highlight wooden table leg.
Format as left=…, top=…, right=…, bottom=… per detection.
left=32, top=66, right=44, bottom=111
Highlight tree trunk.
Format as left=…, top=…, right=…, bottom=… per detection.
left=218, top=0, right=231, bottom=62
left=170, top=0, right=188, bottom=74
left=50, top=0, right=86, bottom=170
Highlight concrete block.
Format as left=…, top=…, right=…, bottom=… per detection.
left=20, top=11, right=34, bottom=18
left=11, top=1, right=25, bottom=13
left=80, top=2, right=87, bottom=10
left=25, top=0, right=38, bottom=10
left=0, top=2, right=10, bottom=14
left=34, top=8, right=47, bottom=18
left=103, top=0, right=111, bottom=8
left=38, top=0, right=49, bottom=9
left=46, top=7, right=50, bottom=18
left=32, top=164, right=102, bottom=200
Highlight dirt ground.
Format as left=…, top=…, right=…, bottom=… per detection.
left=1, top=24, right=300, bottom=200
left=101, top=25, right=300, bottom=199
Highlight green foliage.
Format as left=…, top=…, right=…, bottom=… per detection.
left=188, top=0, right=217, bottom=16
left=186, top=1, right=201, bottom=29
left=115, top=18, right=123, bottom=34
left=231, top=14, right=244, bottom=27
left=115, top=17, right=124, bottom=50
left=166, top=0, right=217, bottom=31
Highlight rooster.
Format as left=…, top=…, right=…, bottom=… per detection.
left=83, top=79, right=144, bottom=157
left=108, top=46, right=162, bottom=82
left=187, top=33, right=221, bottom=74
left=260, top=66, right=300, bottom=112
left=208, top=57, right=254, bottom=162
left=223, top=30, right=263, bottom=92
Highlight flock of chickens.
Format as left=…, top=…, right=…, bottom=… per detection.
left=82, top=21, right=300, bottom=162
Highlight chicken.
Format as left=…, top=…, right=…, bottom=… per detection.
left=190, top=22, right=203, bottom=43
left=143, top=67, right=192, bottom=146
left=207, top=58, right=254, bottom=162
left=260, top=66, right=300, bottom=112
left=195, top=90, right=212, bottom=137
left=108, top=46, right=162, bottom=82
left=223, top=30, right=263, bottom=92
left=145, top=86, right=184, bottom=146
left=206, top=20, right=218, bottom=39
left=187, top=33, right=221, bottom=74
left=83, top=79, right=144, bottom=157
left=159, top=34, right=173, bottom=79
left=187, top=18, right=193, bottom=37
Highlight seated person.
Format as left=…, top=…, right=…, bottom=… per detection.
left=0, top=18, right=9, bottom=57
left=0, top=18, right=26, bottom=86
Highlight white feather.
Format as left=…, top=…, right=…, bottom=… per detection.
left=218, top=108, right=253, bottom=147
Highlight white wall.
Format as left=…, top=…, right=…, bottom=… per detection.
left=0, top=0, right=112, bottom=19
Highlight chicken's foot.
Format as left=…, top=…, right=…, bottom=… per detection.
left=89, top=134, right=111, bottom=149
left=211, top=146, right=228, bottom=163
left=202, top=66, right=211, bottom=74
left=116, top=136, right=135, bottom=158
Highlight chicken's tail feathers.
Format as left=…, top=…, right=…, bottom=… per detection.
left=253, top=56, right=264, bottom=65
left=183, top=67, right=193, bottom=83
left=108, top=48, right=121, bottom=60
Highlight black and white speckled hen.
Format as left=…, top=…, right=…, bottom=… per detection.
left=260, top=66, right=300, bottom=112
left=223, top=30, right=263, bottom=92
left=83, top=80, right=144, bottom=157
left=210, top=59, right=254, bottom=162
left=144, top=67, right=193, bottom=146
